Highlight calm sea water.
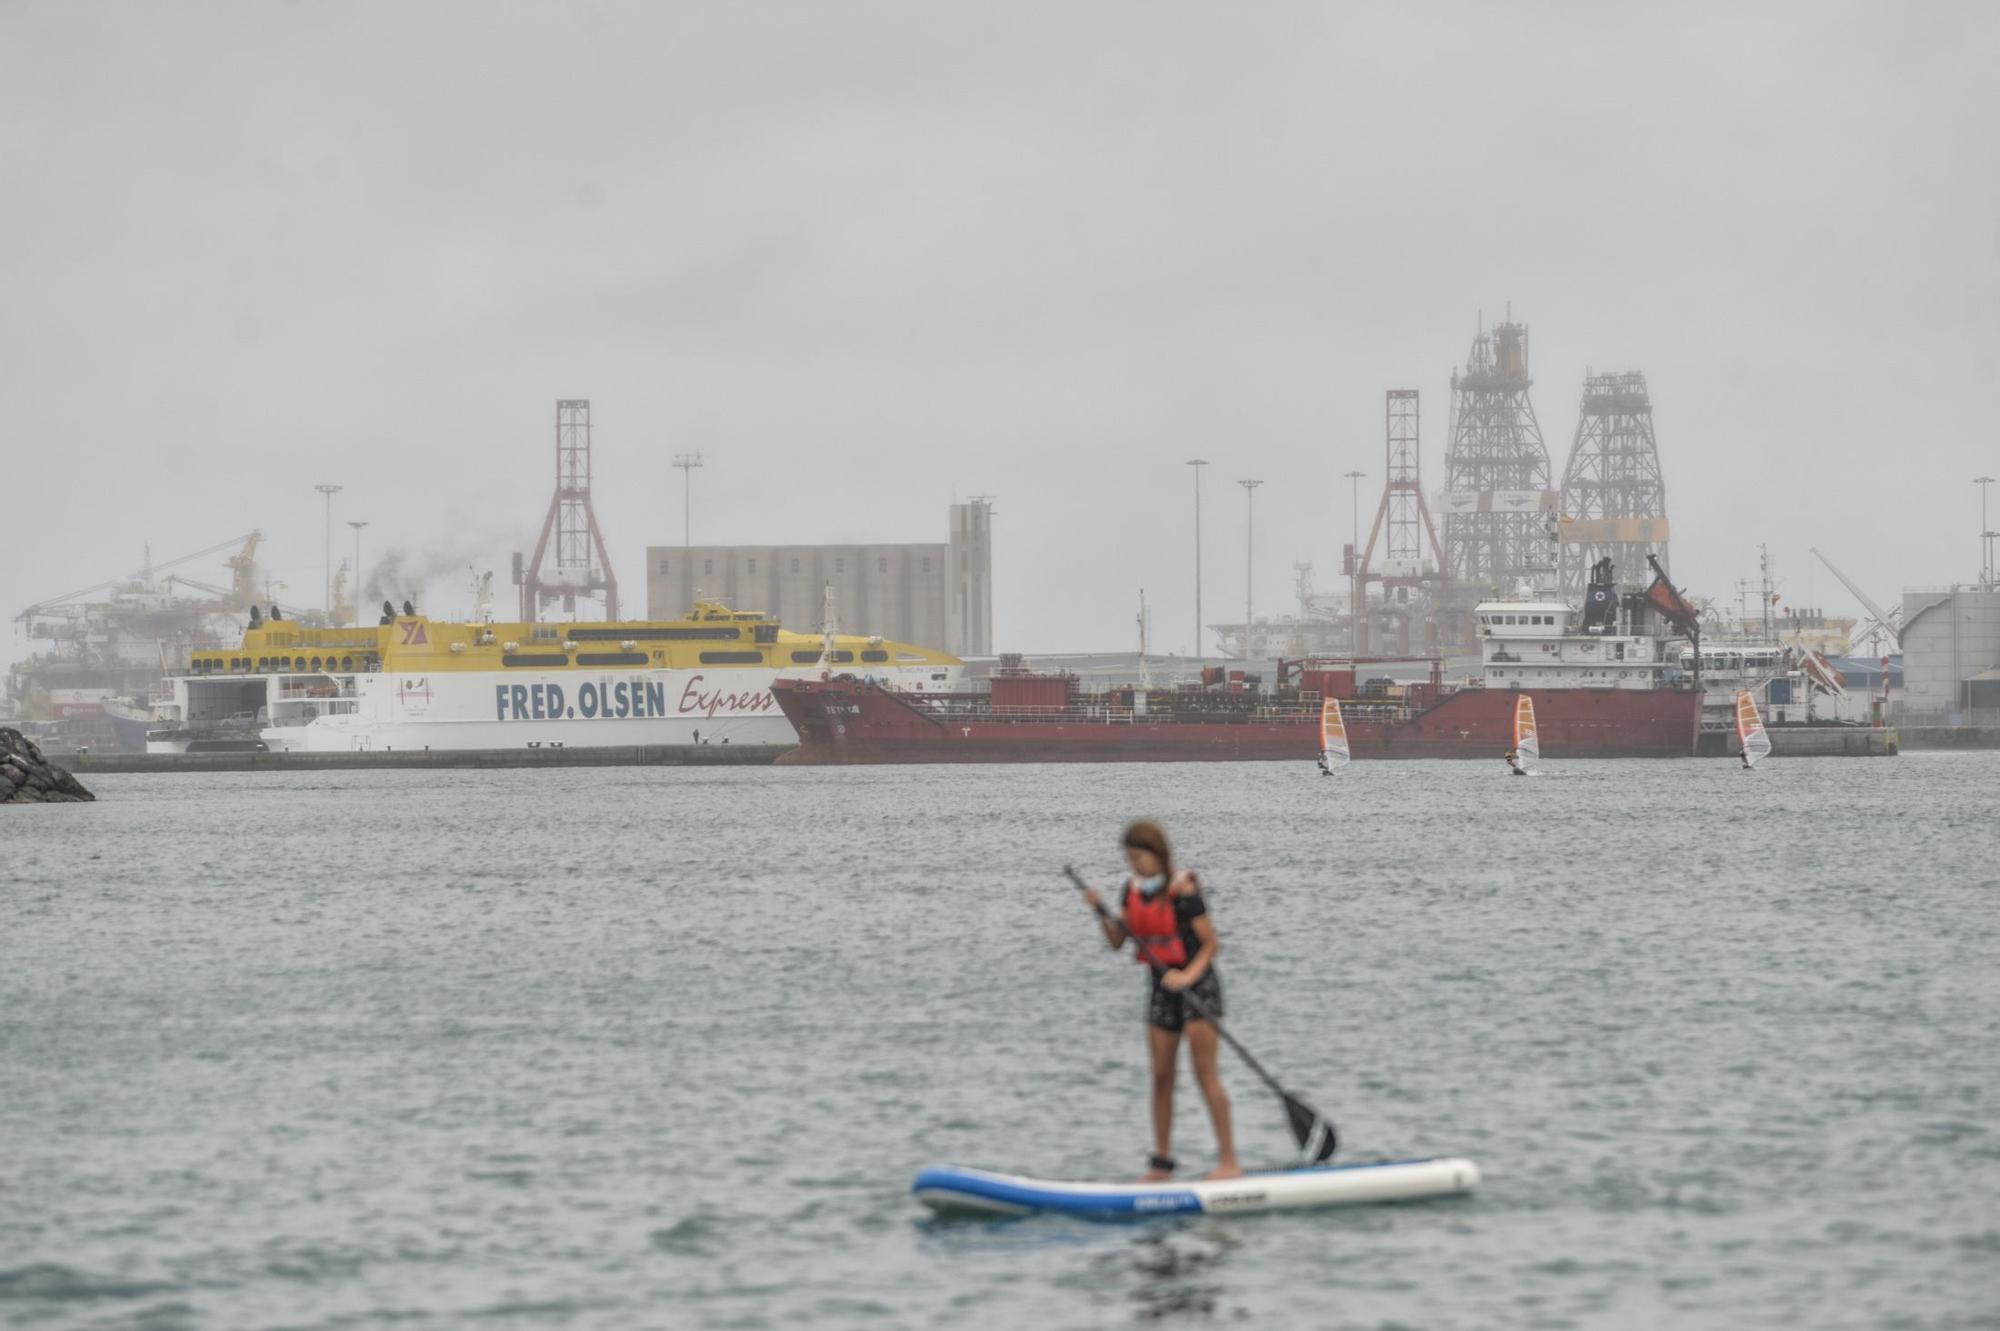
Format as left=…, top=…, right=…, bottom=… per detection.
left=3, top=754, right=1997, bottom=1330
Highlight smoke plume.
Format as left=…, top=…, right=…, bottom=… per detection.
left=363, top=540, right=505, bottom=609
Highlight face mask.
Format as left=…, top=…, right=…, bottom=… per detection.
left=1136, top=873, right=1167, bottom=897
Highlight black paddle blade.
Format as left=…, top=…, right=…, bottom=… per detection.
left=1285, top=1094, right=1339, bottom=1164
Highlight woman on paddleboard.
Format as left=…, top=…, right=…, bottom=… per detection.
left=1082, top=820, right=1242, bottom=1182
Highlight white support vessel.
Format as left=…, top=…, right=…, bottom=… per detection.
left=1677, top=641, right=1862, bottom=727
left=147, top=600, right=962, bottom=754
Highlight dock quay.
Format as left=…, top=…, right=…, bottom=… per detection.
left=1897, top=727, right=2000, bottom=751
left=1696, top=726, right=1899, bottom=758
left=60, top=745, right=787, bottom=774
left=1771, top=727, right=1898, bottom=757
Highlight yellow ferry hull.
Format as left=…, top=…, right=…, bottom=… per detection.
left=148, top=602, right=961, bottom=755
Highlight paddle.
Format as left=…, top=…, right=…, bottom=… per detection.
left=1062, top=865, right=1338, bottom=1164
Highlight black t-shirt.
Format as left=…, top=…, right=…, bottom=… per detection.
left=1170, top=888, right=1208, bottom=967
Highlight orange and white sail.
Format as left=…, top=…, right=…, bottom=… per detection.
left=1736, top=689, right=1772, bottom=767
left=1319, top=698, right=1350, bottom=770
left=1512, top=694, right=1539, bottom=770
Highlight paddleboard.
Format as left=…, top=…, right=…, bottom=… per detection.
left=912, top=1156, right=1479, bottom=1217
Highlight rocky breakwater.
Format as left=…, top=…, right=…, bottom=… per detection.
left=1, top=728, right=95, bottom=804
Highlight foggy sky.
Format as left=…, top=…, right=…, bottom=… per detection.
left=4, top=1, right=1997, bottom=665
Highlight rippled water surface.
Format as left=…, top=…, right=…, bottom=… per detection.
left=4, top=755, right=1998, bottom=1329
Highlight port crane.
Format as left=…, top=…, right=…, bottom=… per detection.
left=1807, top=547, right=1901, bottom=651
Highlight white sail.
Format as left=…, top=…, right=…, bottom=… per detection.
left=1512, top=694, right=1540, bottom=770
left=1736, top=689, right=1772, bottom=767
left=1319, top=698, right=1350, bottom=770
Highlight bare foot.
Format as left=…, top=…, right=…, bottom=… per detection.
left=1203, top=1164, right=1245, bottom=1180
left=1138, top=1167, right=1174, bottom=1182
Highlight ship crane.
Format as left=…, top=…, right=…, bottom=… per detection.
left=158, top=572, right=309, bottom=623
left=1808, top=547, right=1901, bottom=650
left=163, top=573, right=234, bottom=600
left=16, top=530, right=264, bottom=621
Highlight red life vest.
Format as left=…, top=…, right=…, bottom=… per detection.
left=1123, top=874, right=1192, bottom=967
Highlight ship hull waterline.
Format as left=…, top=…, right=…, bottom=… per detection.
left=772, top=678, right=1703, bottom=764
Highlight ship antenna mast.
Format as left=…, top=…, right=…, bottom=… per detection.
left=1137, top=588, right=1151, bottom=691
left=817, top=581, right=838, bottom=679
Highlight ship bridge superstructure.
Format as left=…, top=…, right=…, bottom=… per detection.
left=1473, top=597, right=1676, bottom=692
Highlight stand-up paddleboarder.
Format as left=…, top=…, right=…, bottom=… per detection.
left=1080, top=820, right=1242, bottom=1182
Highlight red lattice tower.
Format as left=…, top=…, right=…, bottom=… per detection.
left=520, top=399, right=619, bottom=621
left=1356, top=390, right=1448, bottom=653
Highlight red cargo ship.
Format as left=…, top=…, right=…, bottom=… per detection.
left=772, top=665, right=1698, bottom=764
left=772, top=582, right=1708, bottom=764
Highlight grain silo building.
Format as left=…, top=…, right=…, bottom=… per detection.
left=645, top=500, right=992, bottom=658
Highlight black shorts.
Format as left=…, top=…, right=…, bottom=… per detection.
left=1146, top=968, right=1223, bottom=1033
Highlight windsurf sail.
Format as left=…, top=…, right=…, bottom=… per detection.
left=1736, top=689, right=1772, bottom=767
left=1319, top=698, right=1350, bottom=770
left=1512, top=694, right=1539, bottom=771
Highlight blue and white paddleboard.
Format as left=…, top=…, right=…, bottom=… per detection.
left=913, top=1157, right=1479, bottom=1217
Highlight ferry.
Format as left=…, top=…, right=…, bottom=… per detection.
left=147, top=600, right=962, bottom=754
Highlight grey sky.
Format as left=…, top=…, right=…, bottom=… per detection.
left=4, top=1, right=1997, bottom=662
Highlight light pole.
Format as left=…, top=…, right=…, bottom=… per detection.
left=1977, top=475, right=1995, bottom=584
left=347, top=521, right=368, bottom=626
left=1187, top=459, right=1208, bottom=656
left=1345, top=469, right=1366, bottom=654
left=1951, top=600, right=1962, bottom=725
left=314, top=483, right=342, bottom=619
left=1238, top=479, right=1262, bottom=656
left=673, top=450, right=704, bottom=606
